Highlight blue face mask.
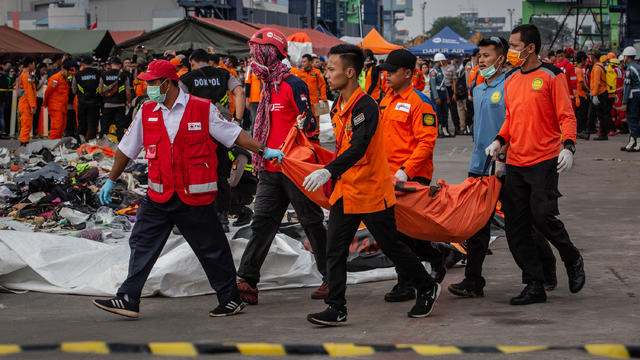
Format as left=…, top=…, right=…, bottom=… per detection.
left=147, top=79, right=167, bottom=103
left=479, top=57, right=503, bottom=78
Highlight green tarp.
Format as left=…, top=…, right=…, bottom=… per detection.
left=114, top=17, right=250, bottom=58
left=22, top=29, right=115, bottom=59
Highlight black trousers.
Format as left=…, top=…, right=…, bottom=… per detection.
left=464, top=173, right=556, bottom=288
left=325, top=198, right=434, bottom=310
left=117, top=194, right=238, bottom=304
left=465, top=99, right=474, bottom=128
left=502, top=158, right=580, bottom=285
left=237, top=171, right=327, bottom=287
left=77, top=100, right=100, bottom=140
left=215, top=142, right=232, bottom=223
left=587, top=93, right=610, bottom=135
left=447, top=87, right=460, bottom=131
left=64, top=108, right=77, bottom=137
left=33, top=97, right=42, bottom=136
left=101, top=106, right=127, bottom=139
left=575, top=96, right=589, bottom=134
left=395, top=177, right=442, bottom=288
left=435, top=96, right=449, bottom=130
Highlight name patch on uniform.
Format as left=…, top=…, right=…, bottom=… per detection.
left=422, top=113, right=436, bottom=127
left=395, top=102, right=411, bottom=113
left=148, top=117, right=158, bottom=122
left=300, top=94, right=308, bottom=103
left=188, top=122, right=202, bottom=131
left=352, top=113, right=365, bottom=126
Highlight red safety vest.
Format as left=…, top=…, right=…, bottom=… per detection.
left=142, top=95, right=219, bottom=206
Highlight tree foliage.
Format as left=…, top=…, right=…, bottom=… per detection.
left=530, top=16, right=574, bottom=49
left=428, top=16, right=471, bottom=38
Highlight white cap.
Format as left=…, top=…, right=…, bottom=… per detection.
left=618, top=54, right=624, bottom=62
left=433, top=53, right=446, bottom=62
left=622, top=46, right=637, bottom=58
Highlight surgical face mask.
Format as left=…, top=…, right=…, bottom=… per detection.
left=147, top=79, right=167, bottom=103
left=479, top=56, right=503, bottom=78
left=507, top=48, right=530, bottom=67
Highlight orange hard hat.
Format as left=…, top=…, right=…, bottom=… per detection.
left=607, top=52, right=616, bottom=59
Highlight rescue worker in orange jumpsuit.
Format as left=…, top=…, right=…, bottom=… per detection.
left=297, top=53, right=327, bottom=141
left=304, top=44, right=440, bottom=327
left=18, top=57, right=37, bottom=145
left=378, top=49, right=446, bottom=302
left=43, top=60, right=76, bottom=139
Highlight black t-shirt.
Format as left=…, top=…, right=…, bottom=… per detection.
left=180, top=66, right=231, bottom=106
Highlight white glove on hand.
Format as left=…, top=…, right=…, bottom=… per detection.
left=296, top=113, right=306, bottom=129
left=495, top=161, right=505, bottom=177
left=303, top=168, right=331, bottom=192
left=592, top=95, right=600, bottom=106
left=485, top=140, right=502, bottom=159
left=394, top=169, right=408, bottom=182
left=557, top=149, right=574, bottom=173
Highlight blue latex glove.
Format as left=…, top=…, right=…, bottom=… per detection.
left=263, top=148, right=285, bottom=163
left=99, top=179, right=116, bottom=205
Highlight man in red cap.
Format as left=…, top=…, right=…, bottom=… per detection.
left=92, top=59, right=285, bottom=319
left=235, top=28, right=330, bottom=305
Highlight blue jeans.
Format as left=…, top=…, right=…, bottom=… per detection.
left=627, top=96, right=640, bottom=138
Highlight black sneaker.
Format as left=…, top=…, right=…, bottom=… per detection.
left=307, top=306, right=347, bottom=327
left=209, top=298, right=246, bottom=317
left=92, top=295, right=139, bottom=318
left=566, top=255, right=586, bottom=293
left=510, top=282, right=546, bottom=305
left=384, top=282, right=416, bottom=302
left=448, top=278, right=484, bottom=298
left=543, top=265, right=558, bottom=292
left=408, top=283, right=441, bottom=318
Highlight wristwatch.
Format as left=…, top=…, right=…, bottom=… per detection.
left=233, top=117, right=242, bottom=126
left=497, top=153, right=507, bottom=162
left=564, top=143, right=576, bottom=154
left=258, top=144, right=266, bottom=157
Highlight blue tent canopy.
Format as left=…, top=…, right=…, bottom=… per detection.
left=408, top=26, right=477, bottom=56
left=314, top=24, right=337, bottom=38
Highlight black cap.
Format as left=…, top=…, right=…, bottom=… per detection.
left=108, top=56, right=122, bottom=65
left=80, top=56, right=94, bottom=65
left=380, top=49, right=416, bottom=71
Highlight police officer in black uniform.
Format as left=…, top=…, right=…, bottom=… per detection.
left=73, top=56, right=101, bottom=140
left=100, top=57, right=132, bottom=140
left=180, top=49, right=246, bottom=232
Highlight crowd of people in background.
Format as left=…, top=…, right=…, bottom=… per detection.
left=2, top=40, right=638, bottom=153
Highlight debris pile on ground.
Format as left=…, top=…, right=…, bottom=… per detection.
left=0, top=138, right=147, bottom=240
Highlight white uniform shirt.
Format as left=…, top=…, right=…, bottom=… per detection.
left=118, top=89, right=242, bottom=159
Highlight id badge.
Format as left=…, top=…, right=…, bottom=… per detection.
left=145, top=144, right=157, bottom=159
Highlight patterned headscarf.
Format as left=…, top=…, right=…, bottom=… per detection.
left=249, top=41, right=289, bottom=173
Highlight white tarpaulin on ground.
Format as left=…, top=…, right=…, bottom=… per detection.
left=0, top=228, right=396, bottom=297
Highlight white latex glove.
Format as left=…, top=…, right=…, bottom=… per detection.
left=303, top=168, right=331, bottom=192
left=485, top=140, right=501, bottom=159
left=495, top=161, right=505, bottom=177
left=296, top=113, right=306, bottom=129
left=394, top=169, right=408, bottom=182
left=557, top=149, right=574, bottom=173
left=592, top=95, right=600, bottom=106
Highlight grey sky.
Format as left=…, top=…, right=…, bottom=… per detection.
left=397, top=0, right=524, bottom=38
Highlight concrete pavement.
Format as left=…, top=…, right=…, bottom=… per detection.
left=1, top=134, right=639, bottom=359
